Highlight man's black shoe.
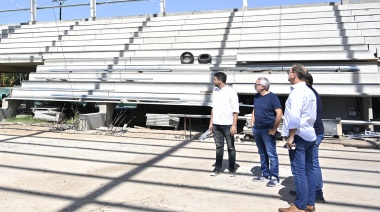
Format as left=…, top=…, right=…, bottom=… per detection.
left=210, top=168, right=220, bottom=176
left=229, top=169, right=236, bottom=177
left=315, top=196, right=326, bottom=203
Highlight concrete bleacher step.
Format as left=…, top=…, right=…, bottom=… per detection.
left=0, top=55, right=43, bottom=64
left=6, top=19, right=373, bottom=41
left=243, top=10, right=353, bottom=21
left=34, top=60, right=379, bottom=73
left=32, top=44, right=368, bottom=60
left=12, top=71, right=380, bottom=100
left=6, top=24, right=378, bottom=45
left=352, top=8, right=380, bottom=16
left=355, top=14, right=380, bottom=22
left=18, top=81, right=213, bottom=94
left=4, top=4, right=380, bottom=39
left=0, top=34, right=368, bottom=55
left=28, top=72, right=216, bottom=82
left=14, top=83, right=380, bottom=101
left=237, top=44, right=369, bottom=53
left=1, top=5, right=378, bottom=51
left=0, top=28, right=369, bottom=48
left=42, top=55, right=237, bottom=66
left=2, top=2, right=379, bottom=33
left=357, top=22, right=380, bottom=30
left=365, top=37, right=380, bottom=45
left=242, top=22, right=360, bottom=34
left=25, top=68, right=380, bottom=85
left=239, top=37, right=366, bottom=48
left=10, top=89, right=209, bottom=104
left=348, top=2, right=380, bottom=9
left=11, top=25, right=73, bottom=34
left=236, top=50, right=377, bottom=62
left=0, top=35, right=369, bottom=55
left=27, top=65, right=380, bottom=83
left=6, top=6, right=376, bottom=38
left=35, top=64, right=218, bottom=73
left=40, top=49, right=240, bottom=59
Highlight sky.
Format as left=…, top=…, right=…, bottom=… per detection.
left=0, top=0, right=342, bottom=25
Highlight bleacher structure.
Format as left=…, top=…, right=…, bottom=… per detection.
left=0, top=0, right=379, bottom=126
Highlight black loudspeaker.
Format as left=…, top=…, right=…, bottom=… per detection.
left=198, top=54, right=212, bottom=64
left=180, top=52, right=194, bottom=64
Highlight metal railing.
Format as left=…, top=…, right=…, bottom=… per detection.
left=6, top=0, right=251, bottom=23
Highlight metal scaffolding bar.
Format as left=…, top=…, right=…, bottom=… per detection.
left=4, top=0, right=148, bottom=23
left=160, top=0, right=166, bottom=15
left=90, top=0, right=96, bottom=20
left=243, top=0, right=248, bottom=9
left=30, top=0, right=36, bottom=23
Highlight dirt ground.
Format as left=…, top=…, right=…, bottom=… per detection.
left=0, top=123, right=379, bottom=212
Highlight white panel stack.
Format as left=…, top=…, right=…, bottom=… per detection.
left=146, top=113, right=179, bottom=129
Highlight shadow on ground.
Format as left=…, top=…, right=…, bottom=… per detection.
left=279, top=176, right=295, bottom=204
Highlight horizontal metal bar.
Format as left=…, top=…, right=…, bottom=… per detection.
left=33, top=77, right=153, bottom=81
left=341, top=120, right=380, bottom=125
left=48, top=69, right=172, bottom=73
left=210, top=66, right=360, bottom=72
left=210, top=67, right=247, bottom=71
left=51, top=94, right=181, bottom=102
left=167, top=114, right=250, bottom=120
left=0, top=0, right=147, bottom=13
left=246, top=67, right=284, bottom=71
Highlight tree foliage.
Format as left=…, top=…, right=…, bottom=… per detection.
left=0, top=73, right=28, bottom=87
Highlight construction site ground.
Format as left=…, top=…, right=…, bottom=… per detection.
left=0, top=123, right=379, bottom=212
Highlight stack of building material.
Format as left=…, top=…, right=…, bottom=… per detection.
left=242, top=114, right=283, bottom=138
left=146, top=113, right=179, bottom=129
left=32, top=106, right=62, bottom=122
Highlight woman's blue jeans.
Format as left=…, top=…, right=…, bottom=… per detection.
left=252, top=128, right=279, bottom=179
left=212, top=124, right=236, bottom=170
left=289, top=135, right=316, bottom=210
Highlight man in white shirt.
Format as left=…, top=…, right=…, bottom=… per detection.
left=209, top=72, right=239, bottom=177
left=279, top=64, right=317, bottom=212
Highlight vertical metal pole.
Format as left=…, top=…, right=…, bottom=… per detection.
left=189, top=117, right=192, bottom=140
left=30, top=0, right=36, bottom=23
left=243, top=0, right=248, bottom=10
left=160, top=0, right=165, bottom=16
left=59, top=3, right=62, bottom=20
left=184, top=115, right=186, bottom=138
left=90, top=0, right=96, bottom=20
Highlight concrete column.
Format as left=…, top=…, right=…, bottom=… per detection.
left=336, top=118, right=343, bottom=140
left=90, top=0, right=96, bottom=20
left=98, top=103, right=117, bottom=126
left=160, top=0, right=166, bottom=16
left=243, top=0, right=248, bottom=10
left=30, top=0, right=36, bottom=24
left=341, top=0, right=350, bottom=5
left=0, top=99, right=21, bottom=121
left=26, top=100, right=34, bottom=111
left=362, top=97, right=374, bottom=131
